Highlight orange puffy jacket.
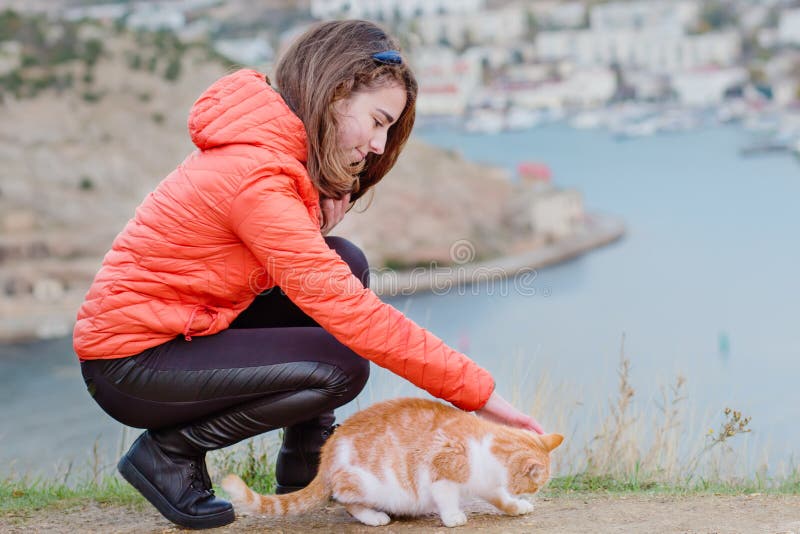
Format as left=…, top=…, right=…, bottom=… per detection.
left=73, top=69, right=494, bottom=411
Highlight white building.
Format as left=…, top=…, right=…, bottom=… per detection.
left=213, top=37, right=274, bottom=67
left=530, top=1, right=587, bottom=30
left=414, top=47, right=482, bottom=116
left=536, top=29, right=741, bottom=74
left=739, top=5, right=771, bottom=34
left=0, top=41, right=21, bottom=77
left=310, top=0, right=485, bottom=21
left=778, top=8, right=800, bottom=46
left=625, top=70, right=671, bottom=101
left=416, top=5, right=527, bottom=48
left=764, top=51, right=800, bottom=83
left=589, top=0, right=700, bottom=33
left=530, top=188, right=584, bottom=240
left=771, top=78, right=799, bottom=107
left=127, top=5, right=186, bottom=32
left=671, top=67, right=748, bottom=105
left=62, top=3, right=128, bottom=22
left=764, top=52, right=800, bottom=106
left=757, top=27, right=780, bottom=49
left=497, top=67, right=616, bottom=111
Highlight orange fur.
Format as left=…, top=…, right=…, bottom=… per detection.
left=222, top=397, right=564, bottom=527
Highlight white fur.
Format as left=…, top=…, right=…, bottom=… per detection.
left=490, top=487, right=536, bottom=515
left=331, top=432, right=536, bottom=527
left=344, top=504, right=391, bottom=526
left=431, top=479, right=467, bottom=527
left=466, top=434, right=509, bottom=496
left=332, top=437, right=435, bottom=515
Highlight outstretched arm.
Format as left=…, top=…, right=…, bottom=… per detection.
left=231, top=174, right=495, bottom=411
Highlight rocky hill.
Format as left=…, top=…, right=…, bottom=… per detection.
left=0, top=20, right=529, bottom=342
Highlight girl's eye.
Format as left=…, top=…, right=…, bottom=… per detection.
left=374, top=118, right=383, bottom=128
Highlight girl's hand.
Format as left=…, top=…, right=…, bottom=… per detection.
left=475, top=390, right=545, bottom=434
left=320, top=192, right=351, bottom=235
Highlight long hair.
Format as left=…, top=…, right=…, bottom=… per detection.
left=274, top=20, right=417, bottom=204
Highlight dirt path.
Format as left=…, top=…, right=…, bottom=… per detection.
left=3, top=494, right=800, bottom=533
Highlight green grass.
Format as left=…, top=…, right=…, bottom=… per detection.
left=3, top=467, right=798, bottom=515
left=211, top=438, right=277, bottom=495
left=544, top=470, right=800, bottom=497
left=0, top=435, right=280, bottom=514
left=1, top=475, right=144, bottom=513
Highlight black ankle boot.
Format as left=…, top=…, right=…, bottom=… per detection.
left=117, top=431, right=234, bottom=529
left=275, top=413, right=337, bottom=494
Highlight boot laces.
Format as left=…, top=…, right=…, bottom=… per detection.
left=188, top=461, right=215, bottom=496
left=321, top=424, right=340, bottom=440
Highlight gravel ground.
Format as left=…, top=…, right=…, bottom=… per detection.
left=3, top=493, right=800, bottom=533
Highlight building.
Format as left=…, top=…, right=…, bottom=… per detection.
left=778, top=8, right=800, bottom=46
left=310, top=0, right=485, bottom=21
left=536, top=29, right=741, bottom=74
left=415, top=4, right=527, bottom=48
left=126, top=4, right=186, bottom=32
left=589, top=0, right=700, bottom=33
left=213, top=37, right=274, bottom=67
left=529, top=188, right=584, bottom=240
left=497, top=67, right=616, bottom=110
left=414, top=47, right=482, bottom=116
left=0, top=41, right=21, bottom=77
left=671, top=67, right=749, bottom=105
left=531, top=1, right=587, bottom=30
left=63, top=3, right=128, bottom=22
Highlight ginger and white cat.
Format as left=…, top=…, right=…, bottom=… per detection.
left=222, top=397, right=563, bottom=528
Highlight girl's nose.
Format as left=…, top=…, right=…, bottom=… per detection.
left=369, top=133, right=387, bottom=155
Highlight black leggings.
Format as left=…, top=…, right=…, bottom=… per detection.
left=80, top=236, right=370, bottom=450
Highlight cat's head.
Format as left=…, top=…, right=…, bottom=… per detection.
left=505, top=432, right=564, bottom=495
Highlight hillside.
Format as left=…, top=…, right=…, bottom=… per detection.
left=0, top=21, right=527, bottom=342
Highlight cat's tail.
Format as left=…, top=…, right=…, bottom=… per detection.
left=221, top=473, right=329, bottom=516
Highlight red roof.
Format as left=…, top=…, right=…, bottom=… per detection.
left=517, top=162, right=552, bottom=181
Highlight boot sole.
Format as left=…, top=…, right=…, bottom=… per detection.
left=118, top=455, right=235, bottom=529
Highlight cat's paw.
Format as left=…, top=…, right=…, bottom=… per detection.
left=356, top=509, right=391, bottom=527
left=511, top=499, right=535, bottom=515
left=440, top=510, right=468, bottom=527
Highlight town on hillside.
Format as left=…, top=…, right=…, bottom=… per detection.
left=2, top=0, right=797, bottom=341
left=4, top=0, right=800, bottom=146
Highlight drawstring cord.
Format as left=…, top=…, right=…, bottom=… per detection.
left=183, top=305, right=201, bottom=341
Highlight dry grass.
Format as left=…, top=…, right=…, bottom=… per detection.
left=526, top=334, right=786, bottom=494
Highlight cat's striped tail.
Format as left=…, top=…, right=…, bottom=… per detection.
left=221, top=474, right=329, bottom=516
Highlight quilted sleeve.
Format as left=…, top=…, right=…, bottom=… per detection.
left=230, top=174, right=495, bottom=411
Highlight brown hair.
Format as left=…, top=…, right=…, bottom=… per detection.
left=274, top=20, right=417, bottom=204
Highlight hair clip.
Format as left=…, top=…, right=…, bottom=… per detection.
left=372, top=50, right=403, bottom=65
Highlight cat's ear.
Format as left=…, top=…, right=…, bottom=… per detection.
left=524, top=458, right=545, bottom=478
left=540, top=433, right=564, bottom=452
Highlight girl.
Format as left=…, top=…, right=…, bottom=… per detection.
left=73, top=20, right=544, bottom=529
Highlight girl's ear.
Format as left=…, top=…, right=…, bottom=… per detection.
left=540, top=433, right=564, bottom=452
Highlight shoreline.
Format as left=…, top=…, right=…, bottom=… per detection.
left=371, top=212, right=626, bottom=297
left=0, top=213, right=625, bottom=344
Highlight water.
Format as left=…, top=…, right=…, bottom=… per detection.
left=2, top=124, right=798, bottom=477
left=405, top=123, right=800, bottom=470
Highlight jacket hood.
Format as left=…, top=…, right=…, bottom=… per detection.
left=188, top=69, right=308, bottom=162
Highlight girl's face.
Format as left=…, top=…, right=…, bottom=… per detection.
left=334, top=83, right=407, bottom=164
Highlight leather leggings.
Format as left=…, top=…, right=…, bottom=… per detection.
left=80, top=236, right=371, bottom=451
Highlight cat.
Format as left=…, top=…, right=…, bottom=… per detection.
left=222, top=397, right=564, bottom=528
